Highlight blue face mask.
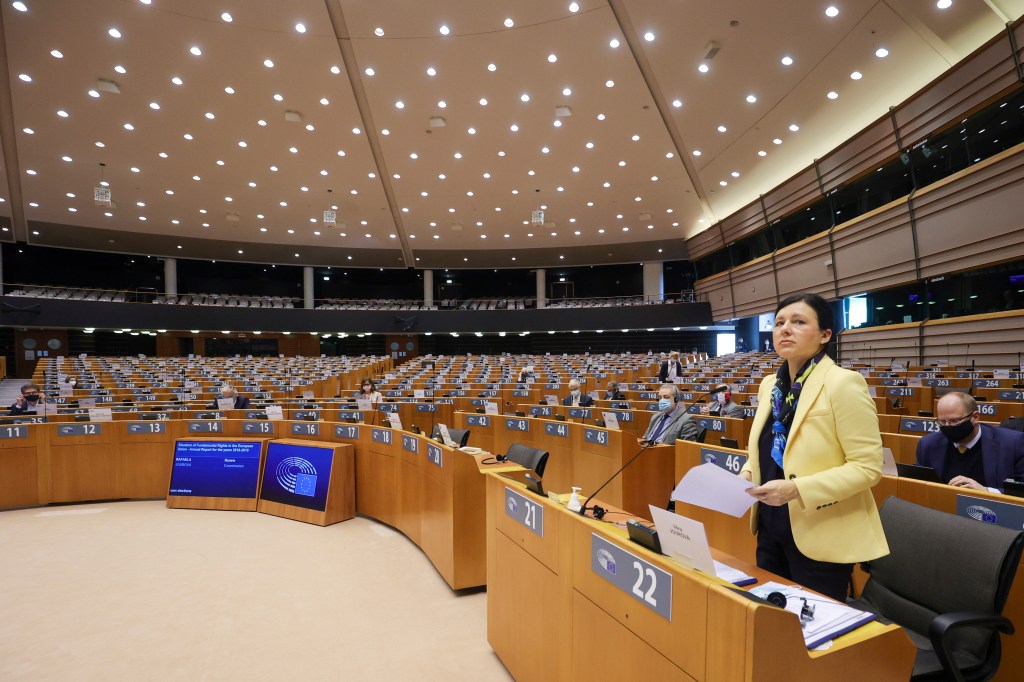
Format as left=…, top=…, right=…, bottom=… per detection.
left=658, top=398, right=673, bottom=412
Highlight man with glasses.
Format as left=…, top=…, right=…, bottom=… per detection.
left=9, top=383, right=47, bottom=415
left=915, top=391, right=1024, bottom=492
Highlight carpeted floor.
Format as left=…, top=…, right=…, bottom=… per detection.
left=0, top=501, right=512, bottom=681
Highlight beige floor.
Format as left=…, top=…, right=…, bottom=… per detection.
left=0, top=501, right=513, bottom=681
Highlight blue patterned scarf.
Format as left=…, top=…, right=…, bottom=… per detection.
left=770, top=351, right=826, bottom=469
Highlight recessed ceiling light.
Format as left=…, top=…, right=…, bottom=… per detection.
left=773, top=137, right=783, bottom=144
left=569, top=2, right=580, bottom=12
left=273, top=93, right=283, bottom=101
left=123, top=122, right=134, bottom=130
left=850, top=71, right=863, bottom=80
left=12, top=2, right=27, bottom=12
left=61, top=156, right=72, bottom=162
left=220, top=12, right=232, bottom=22
left=758, top=150, right=767, bottom=156
left=731, top=171, right=740, bottom=177
left=717, top=125, right=727, bottom=133
left=50, top=50, right=63, bottom=59
left=719, top=180, right=728, bottom=186
left=364, top=67, right=375, bottom=76
left=108, top=27, right=122, bottom=38
left=438, top=100, right=446, bottom=108
left=875, top=47, right=889, bottom=58
left=605, top=80, right=614, bottom=87
left=426, top=66, right=436, bottom=76
left=22, top=127, right=33, bottom=134
left=183, top=133, right=193, bottom=140
left=487, top=63, right=496, bottom=71
left=264, top=59, right=274, bottom=68
left=781, top=55, right=794, bottom=66
left=825, top=6, right=839, bottom=17
left=130, top=166, right=140, bottom=173
left=25, top=169, right=36, bottom=175
left=746, top=94, right=757, bottom=103
left=692, top=150, right=702, bottom=156
left=171, top=76, right=183, bottom=85
left=395, top=100, right=404, bottom=109
left=520, top=93, right=530, bottom=102
left=665, top=152, right=674, bottom=158
left=190, top=46, right=202, bottom=56
left=597, top=113, right=605, bottom=120
left=643, top=31, right=655, bottom=41
left=827, top=90, right=839, bottom=99
left=148, top=101, right=160, bottom=110
left=510, top=123, right=519, bottom=132
left=504, top=18, right=514, bottom=27
left=439, top=24, right=450, bottom=35
left=374, top=27, right=384, bottom=36
left=789, top=123, right=800, bottom=132
left=937, top=0, right=952, bottom=8
left=88, top=89, right=100, bottom=98
left=17, top=73, right=31, bottom=82
left=547, top=54, right=557, bottom=63
left=295, top=23, right=306, bottom=33
left=609, top=38, right=620, bottom=48
left=698, top=63, right=709, bottom=73
left=410, top=152, right=418, bottom=159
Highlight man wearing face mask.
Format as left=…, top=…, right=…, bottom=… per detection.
left=639, top=384, right=698, bottom=445
left=915, top=391, right=1024, bottom=492
left=700, top=384, right=745, bottom=418
left=561, top=379, right=593, bottom=407
left=10, top=383, right=46, bottom=415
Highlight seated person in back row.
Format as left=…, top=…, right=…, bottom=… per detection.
left=701, top=384, right=745, bottom=419
left=357, top=378, right=383, bottom=404
left=915, top=392, right=1024, bottom=492
left=658, top=351, right=683, bottom=383
left=9, top=383, right=47, bottom=415
left=639, top=384, right=699, bottom=445
left=208, top=385, right=250, bottom=410
left=562, top=379, right=594, bottom=407
left=603, top=381, right=626, bottom=400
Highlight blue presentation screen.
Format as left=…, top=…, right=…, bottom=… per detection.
left=169, top=440, right=263, bottom=498
left=259, top=442, right=334, bottom=512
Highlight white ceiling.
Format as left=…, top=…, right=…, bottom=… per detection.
left=0, top=0, right=1020, bottom=268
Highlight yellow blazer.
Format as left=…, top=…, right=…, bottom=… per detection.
left=741, top=356, right=889, bottom=564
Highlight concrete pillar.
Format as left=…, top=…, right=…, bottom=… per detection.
left=303, top=266, right=314, bottom=310
left=536, top=268, right=546, bottom=309
left=423, top=269, right=434, bottom=308
left=642, top=261, right=664, bottom=302
left=164, top=258, right=177, bottom=297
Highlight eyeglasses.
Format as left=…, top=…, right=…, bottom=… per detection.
left=936, top=413, right=973, bottom=427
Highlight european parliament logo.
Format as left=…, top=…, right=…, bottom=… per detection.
left=966, top=504, right=998, bottom=524
left=275, top=457, right=317, bottom=497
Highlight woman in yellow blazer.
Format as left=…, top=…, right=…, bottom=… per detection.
left=740, top=293, right=888, bottom=601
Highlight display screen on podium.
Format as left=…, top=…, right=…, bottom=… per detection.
left=169, top=440, right=263, bottom=498
left=259, top=442, right=335, bottom=512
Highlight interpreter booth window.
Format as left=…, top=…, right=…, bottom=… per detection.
left=729, top=229, right=775, bottom=265
left=769, top=200, right=833, bottom=249
left=717, top=333, right=736, bottom=357
left=863, top=282, right=930, bottom=328
left=828, top=156, right=914, bottom=226
left=843, top=294, right=868, bottom=330
left=695, top=249, right=733, bottom=280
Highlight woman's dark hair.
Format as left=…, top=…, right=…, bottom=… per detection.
left=775, top=293, right=834, bottom=332
left=359, top=377, right=376, bottom=392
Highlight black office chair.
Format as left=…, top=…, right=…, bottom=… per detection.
left=918, top=410, right=934, bottom=417
left=849, top=497, right=1024, bottom=681
left=505, top=442, right=549, bottom=478
left=695, top=427, right=708, bottom=443
left=74, top=414, right=90, bottom=422
left=719, top=436, right=739, bottom=449
left=430, top=426, right=470, bottom=447
left=555, top=414, right=566, bottom=422
left=515, top=410, right=526, bottom=417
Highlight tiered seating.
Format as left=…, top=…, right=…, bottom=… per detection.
left=316, top=298, right=426, bottom=311
left=7, top=285, right=128, bottom=301
left=152, top=293, right=295, bottom=308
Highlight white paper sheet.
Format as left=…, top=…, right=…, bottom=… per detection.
left=671, top=463, right=756, bottom=517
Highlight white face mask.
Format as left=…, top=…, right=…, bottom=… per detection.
left=571, top=389, right=580, bottom=397
left=716, top=392, right=728, bottom=404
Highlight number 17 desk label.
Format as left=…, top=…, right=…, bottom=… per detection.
left=591, top=534, right=672, bottom=620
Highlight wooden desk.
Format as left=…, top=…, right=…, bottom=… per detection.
left=486, top=472, right=915, bottom=681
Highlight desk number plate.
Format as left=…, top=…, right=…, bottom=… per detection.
left=57, top=423, right=103, bottom=436
left=700, top=447, right=747, bottom=474
left=127, top=422, right=167, bottom=434
left=505, top=418, right=530, bottom=432
left=242, top=421, right=275, bottom=434
left=426, top=443, right=442, bottom=468
left=956, top=495, right=1024, bottom=531
left=505, top=488, right=543, bottom=538
left=583, top=427, right=608, bottom=445
left=544, top=422, right=569, bottom=438
left=188, top=421, right=223, bottom=433
left=371, top=428, right=392, bottom=444
left=591, top=534, right=671, bottom=620
left=291, top=422, right=320, bottom=436
left=335, top=425, right=360, bottom=440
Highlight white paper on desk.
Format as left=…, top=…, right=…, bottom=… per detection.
left=749, top=581, right=876, bottom=649
left=484, top=402, right=499, bottom=415
left=438, top=424, right=456, bottom=448
left=602, top=412, right=621, bottom=430
left=387, top=412, right=403, bottom=430
left=265, top=405, right=284, bottom=421
left=881, top=447, right=897, bottom=476
left=671, top=463, right=756, bottom=517
left=217, top=397, right=235, bottom=411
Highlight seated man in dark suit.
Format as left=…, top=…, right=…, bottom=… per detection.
left=639, top=384, right=698, bottom=445
left=915, top=392, right=1024, bottom=492
left=208, top=385, right=251, bottom=410
left=658, top=351, right=683, bottom=383
left=562, top=379, right=594, bottom=407
left=603, top=381, right=626, bottom=400
left=9, top=383, right=47, bottom=415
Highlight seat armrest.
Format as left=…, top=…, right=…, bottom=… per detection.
left=928, top=611, right=1014, bottom=682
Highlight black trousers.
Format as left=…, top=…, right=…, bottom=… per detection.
left=756, top=512, right=853, bottom=602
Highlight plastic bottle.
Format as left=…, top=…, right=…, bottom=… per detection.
left=567, top=487, right=583, bottom=512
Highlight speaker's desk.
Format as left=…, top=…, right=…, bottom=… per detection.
left=486, top=471, right=915, bottom=681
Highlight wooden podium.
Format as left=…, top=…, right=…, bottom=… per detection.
left=257, top=439, right=354, bottom=526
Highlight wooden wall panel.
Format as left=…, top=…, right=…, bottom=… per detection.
left=278, top=334, right=319, bottom=357
left=694, top=272, right=733, bottom=322
left=762, top=166, right=821, bottom=223
left=923, top=311, right=1024, bottom=367
left=685, top=224, right=724, bottom=261
left=832, top=198, right=917, bottom=297
left=914, top=143, right=1024, bottom=279
left=894, top=33, right=1018, bottom=147
left=838, top=323, right=922, bottom=368
left=773, top=232, right=834, bottom=301
left=818, top=115, right=900, bottom=194
left=729, top=256, right=777, bottom=319
left=719, top=200, right=764, bottom=245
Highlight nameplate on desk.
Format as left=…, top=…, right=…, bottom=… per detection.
left=336, top=410, right=362, bottom=420
left=57, top=423, right=103, bottom=436
left=293, top=410, right=320, bottom=421
left=253, top=393, right=273, bottom=400
left=505, top=488, right=543, bottom=538
left=583, top=428, right=608, bottom=445
left=957, top=372, right=981, bottom=379
left=466, top=415, right=490, bottom=427
left=529, top=406, right=553, bottom=417
left=544, top=383, right=561, bottom=390
left=678, top=393, right=695, bottom=402
left=637, top=392, right=657, bottom=400
left=923, top=378, right=952, bottom=387
left=335, top=424, right=360, bottom=440
left=384, top=390, right=404, bottom=398
left=482, top=390, right=500, bottom=397
left=887, top=387, right=916, bottom=397
left=127, top=422, right=167, bottom=434
left=242, top=421, right=275, bottom=434
left=415, top=403, right=438, bottom=412
left=697, top=417, right=726, bottom=432
left=998, top=390, right=1024, bottom=401
left=900, top=417, right=939, bottom=433
left=136, top=394, right=159, bottom=402
left=505, top=418, right=530, bottom=432
left=741, top=407, right=757, bottom=418
left=701, top=447, right=747, bottom=474
left=291, top=422, right=320, bottom=436
left=435, top=398, right=454, bottom=405
left=608, top=410, right=633, bottom=423
left=402, top=434, right=419, bottom=453
left=449, top=390, right=467, bottom=397
left=512, top=390, right=530, bottom=397
left=977, top=403, right=998, bottom=416
left=956, top=495, right=1024, bottom=530
left=881, top=379, right=906, bottom=386
left=425, top=440, right=442, bottom=466
left=629, top=384, right=648, bottom=391
left=379, top=403, right=400, bottom=413
left=568, top=407, right=592, bottom=419
left=591, top=534, right=671, bottom=620
left=544, top=422, right=569, bottom=438
left=973, top=379, right=1002, bottom=389
left=371, top=428, right=392, bottom=444
left=188, top=421, right=223, bottom=433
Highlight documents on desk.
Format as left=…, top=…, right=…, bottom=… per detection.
left=671, top=462, right=757, bottom=517
left=749, top=581, right=877, bottom=649
left=648, top=505, right=756, bottom=587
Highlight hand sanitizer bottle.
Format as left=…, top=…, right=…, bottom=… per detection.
left=567, top=487, right=583, bottom=512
